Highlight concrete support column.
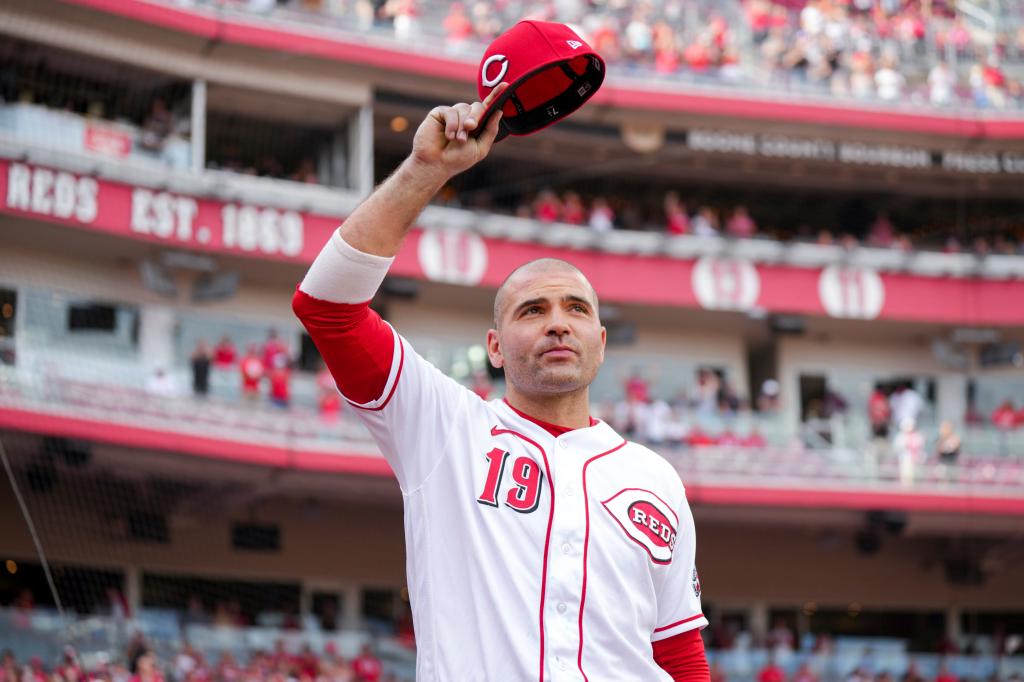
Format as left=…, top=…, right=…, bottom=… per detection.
left=342, top=584, right=362, bottom=629
left=750, top=601, right=769, bottom=645
left=125, top=565, right=142, bottom=616
left=347, top=104, right=374, bottom=197
left=190, top=79, right=207, bottom=174
left=137, top=305, right=177, bottom=372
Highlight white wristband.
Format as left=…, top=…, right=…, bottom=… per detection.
left=299, top=229, right=395, bottom=304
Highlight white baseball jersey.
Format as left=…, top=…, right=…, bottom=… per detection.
left=346, top=337, right=703, bottom=680
left=293, top=235, right=706, bottom=681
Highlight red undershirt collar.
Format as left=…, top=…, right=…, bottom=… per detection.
left=503, top=398, right=598, bottom=437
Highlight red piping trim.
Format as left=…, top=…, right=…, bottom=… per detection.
left=653, top=613, right=706, bottom=634
left=502, top=398, right=597, bottom=435
left=348, top=332, right=405, bottom=412
left=576, top=439, right=629, bottom=680
left=490, top=425, right=556, bottom=682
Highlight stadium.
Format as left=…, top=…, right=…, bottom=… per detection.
left=1, top=0, right=1023, bottom=680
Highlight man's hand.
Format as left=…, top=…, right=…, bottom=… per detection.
left=410, top=82, right=509, bottom=182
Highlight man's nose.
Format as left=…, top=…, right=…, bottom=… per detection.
left=545, top=312, right=572, bottom=336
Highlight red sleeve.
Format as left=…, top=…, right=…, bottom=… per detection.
left=291, top=287, right=395, bottom=405
left=653, top=629, right=710, bottom=682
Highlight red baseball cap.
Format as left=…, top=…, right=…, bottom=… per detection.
left=476, top=20, right=605, bottom=142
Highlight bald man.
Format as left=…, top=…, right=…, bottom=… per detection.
left=293, top=89, right=709, bottom=681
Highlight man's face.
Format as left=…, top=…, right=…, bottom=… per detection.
left=487, top=268, right=605, bottom=397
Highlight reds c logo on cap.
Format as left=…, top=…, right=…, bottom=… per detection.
left=481, top=54, right=509, bottom=88
left=602, top=488, right=678, bottom=564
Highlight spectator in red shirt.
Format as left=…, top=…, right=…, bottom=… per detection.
left=992, top=400, right=1017, bottom=431
left=533, top=189, right=561, bottom=223
left=664, top=191, right=690, bottom=235
left=240, top=344, right=265, bottom=401
left=561, top=191, right=586, bottom=225
left=317, top=364, right=342, bottom=421
left=757, top=657, right=785, bottom=682
left=624, top=369, right=651, bottom=403
left=352, top=645, right=382, bottom=682
left=262, top=329, right=288, bottom=370
left=793, top=663, right=818, bottom=682
left=935, top=662, right=958, bottom=682
left=442, top=2, right=472, bottom=43
left=868, top=387, right=891, bottom=439
left=268, top=355, right=291, bottom=408
left=726, top=205, right=757, bottom=239
left=213, top=335, right=237, bottom=368
left=867, top=211, right=897, bottom=248
left=741, top=428, right=767, bottom=448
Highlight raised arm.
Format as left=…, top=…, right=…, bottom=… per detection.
left=292, top=87, right=506, bottom=491
left=341, top=83, right=508, bottom=257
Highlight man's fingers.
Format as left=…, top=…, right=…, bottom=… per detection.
left=442, top=107, right=461, bottom=140
left=481, top=82, right=509, bottom=110
left=453, top=102, right=472, bottom=141
left=476, top=110, right=503, bottom=151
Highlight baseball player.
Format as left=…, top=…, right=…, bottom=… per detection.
left=293, top=83, right=708, bottom=681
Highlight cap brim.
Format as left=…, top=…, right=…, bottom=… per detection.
left=472, top=91, right=514, bottom=142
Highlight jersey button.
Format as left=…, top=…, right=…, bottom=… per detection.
left=557, top=602, right=567, bottom=614
left=561, top=542, right=572, bottom=554
left=558, top=440, right=568, bottom=449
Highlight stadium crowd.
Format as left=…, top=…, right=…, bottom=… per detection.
left=0, top=642, right=394, bottom=682
left=455, top=187, right=1024, bottom=255
left=215, top=0, right=1024, bottom=109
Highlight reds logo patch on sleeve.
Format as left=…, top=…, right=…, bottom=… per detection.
left=601, top=488, right=678, bottom=564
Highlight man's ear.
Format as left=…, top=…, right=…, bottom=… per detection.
left=486, top=328, right=504, bottom=368
left=599, top=326, right=607, bottom=363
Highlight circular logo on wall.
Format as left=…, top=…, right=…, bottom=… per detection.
left=692, top=257, right=760, bottom=312
left=417, top=229, right=488, bottom=286
left=818, top=265, right=885, bottom=319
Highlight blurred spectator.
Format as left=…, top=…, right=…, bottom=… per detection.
left=268, top=355, right=292, bottom=408
left=561, top=191, right=586, bottom=226
left=139, top=99, right=174, bottom=153
left=794, top=662, right=819, bottom=682
left=900, top=661, right=925, bottom=682
left=240, top=344, right=265, bottom=401
left=726, top=205, right=757, bottom=239
left=190, top=340, right=211, bottom=397
left=317, top=363, right=342, bottom=420
left=351, top=645, right=381, bottom=682
left=145, top=368, right=178, bottom=398
left=928, top=61, right=955, bottom=107
left=934, top=662, right=958, bottom=682
left=624, top=369, right=651, bottom=403
left=213, top=335, right=237, bottom=368
left=664, top=192, right=690, bottom=235
left=893, top=417, right=925, bottom=486
left=129, top=651, right=164, bottom=682
left=588, top=198, right=615, bottom=232
left=757, top=657, right=786, bottom=682
left=533, top=189, right=562, bottom=223
left=767, top=617, right=795, bottom=651
left=692, top=207, right=720, bottom=237
left=443, top=2, right=473, bottom=44
left=935, top=420, right=961, bottom=467
left=262, top=329, right=289, bottom=369
left=757, top=379, right=780, bottom=413
left=867, top=211, right=897, bottom=248
left=874, top=55, right=906, bottom=101
left=470, top=368, right=492, bottom=400
left=890, top=383, right=923, bottom=428
left=992, top=400, right=1017, bottom=432
left=741, top=427, right=767, bottom=448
